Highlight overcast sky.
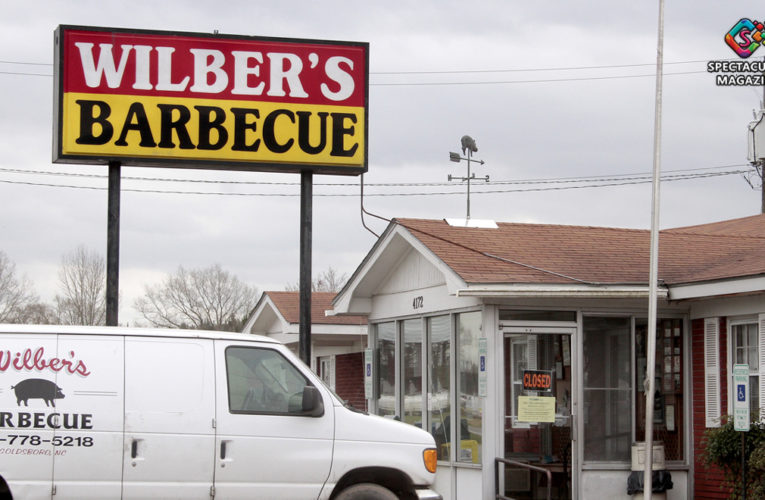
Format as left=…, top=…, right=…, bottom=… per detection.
left=1, top=1, right=764, bottom=324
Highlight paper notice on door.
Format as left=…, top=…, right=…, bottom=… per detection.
left=518, top=396, right=556, bottom=423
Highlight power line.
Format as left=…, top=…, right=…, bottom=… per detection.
left=0, top=57, right=725, bottom=72
left=0, top=57, right=717, bottom=85
left=372, top=70, right=704, bottom=86
left=373, top=59, right=721, bottom=75
left=0, top=69, right=707, bottom=85
left=0, top=70, right=53, bottom=77
left=0, top=60, right=51, bottom=66
left=0, top=164, right=748, bottom=187
left=0, top=167, right=748, bottom=197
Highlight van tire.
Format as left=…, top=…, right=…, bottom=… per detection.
left=335, top=483, right=398, bottom=500
left=0, top=475, right=11, bottom=500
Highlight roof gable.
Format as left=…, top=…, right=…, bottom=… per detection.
left=262, top=291, right=367, bottom=326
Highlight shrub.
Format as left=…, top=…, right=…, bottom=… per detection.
left=701, top=414, right=765, bottom=499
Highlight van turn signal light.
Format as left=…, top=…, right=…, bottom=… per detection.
left=423, top=448, right=438, bottom=474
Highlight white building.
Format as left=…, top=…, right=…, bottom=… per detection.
left=329, top=215, right=765, bottom=500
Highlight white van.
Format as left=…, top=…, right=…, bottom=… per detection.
left=0, top=325, right=440, bottom=500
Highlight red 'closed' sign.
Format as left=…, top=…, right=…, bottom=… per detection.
left=522, top=370, right=552, bottom=392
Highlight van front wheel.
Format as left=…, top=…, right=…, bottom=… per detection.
left=335, top=483, right=398, bottom=500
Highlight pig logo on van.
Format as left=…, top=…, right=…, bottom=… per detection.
left=11, top=378, right=65, bottom=408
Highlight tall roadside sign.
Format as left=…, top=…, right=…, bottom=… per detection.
left=53, top=26, right=368, bottom=174
left=53, top=26, right=368, bottom=363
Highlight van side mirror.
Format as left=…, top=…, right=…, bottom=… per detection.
left=301, top=386, right=324, bottom=417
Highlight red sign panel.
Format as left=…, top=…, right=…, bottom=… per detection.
left=53, top=25, right=369, bottom=175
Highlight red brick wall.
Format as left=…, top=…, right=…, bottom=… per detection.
left=692, top=317, right=730, bottom=499
left=334, top=352, right=367, bottom=412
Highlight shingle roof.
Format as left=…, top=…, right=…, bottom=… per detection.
left=665, top=213, right=765, bottom=237
left=393, top=214, right=765, bottom=286
left=266, top=291, right=368, bottom=325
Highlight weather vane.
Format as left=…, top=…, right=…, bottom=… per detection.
left=448, top=135, right=488, bottom=221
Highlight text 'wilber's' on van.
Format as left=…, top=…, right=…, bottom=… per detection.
left=0, top=324, right=441, bottom=500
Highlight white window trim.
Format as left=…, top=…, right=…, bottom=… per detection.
left=318, top=355, right=336, bottom=391
left=727, top=315, right=765, bottom=422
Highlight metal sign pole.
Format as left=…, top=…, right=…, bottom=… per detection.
left=106, top=160, right=121, bottom=326
left=742, top=432, right=747, bottom=500
left=734, top=363, right=751, bottom=498
left=299, top=171, right=313, bottom=366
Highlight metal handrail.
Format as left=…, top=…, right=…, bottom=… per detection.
left=495, top=457, right=552, bottom=500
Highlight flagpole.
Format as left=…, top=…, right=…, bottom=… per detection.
left=644, top=0, right=665, bottom=498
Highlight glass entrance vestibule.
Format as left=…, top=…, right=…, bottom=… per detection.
left=367, top=308, right=690, bottom=500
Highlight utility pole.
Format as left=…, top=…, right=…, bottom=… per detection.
left=760, top=160, right=764, bottom=214
left=745, top=62, right=765, bottom=213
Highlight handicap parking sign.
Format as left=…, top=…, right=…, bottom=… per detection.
left=738, top=384, right=746, bottom=402
left=733, top=364, right=750, bottom=431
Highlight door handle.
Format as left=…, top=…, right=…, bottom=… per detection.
left=131, top=439, right=138, bottom=459
left=220, top=441, right=227, bottom=460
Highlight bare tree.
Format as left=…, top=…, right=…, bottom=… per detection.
left=55, top=246, right=106, bottom=326
left=285, top=266, right=348, bottom=293
left=0, top=251, right=39, bottom=323
left=16, top=302, right=58, bottom=325
left=134, top=264, right=258, bottom=332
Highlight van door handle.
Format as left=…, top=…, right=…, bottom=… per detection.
left=220, top=441, right=227, bottom=460
left=131, top=439, right=138, bottom=459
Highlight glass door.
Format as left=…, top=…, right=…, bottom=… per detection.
left=503, top=331, right=573, bottom=500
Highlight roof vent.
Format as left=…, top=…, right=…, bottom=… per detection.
left=445, top=218, right=498, bottom=228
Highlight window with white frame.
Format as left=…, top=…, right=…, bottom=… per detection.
left=318, top=355, right=335, bottom=390
left=370, top=311, right=483, bottom=464
left=428, top=315, right=451, bottom=460
left=456, top=311, right=483, bottom=464
left=582, top=316, right=632, bottom=462
left=730, top=320, right=762, bottom=416
left=375, top=322, right=396, bottom=418
left=402, top=319, right=423, bottom=427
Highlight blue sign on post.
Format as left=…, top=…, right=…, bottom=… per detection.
left=364, top=349, right=373, bottom=400
left=733, top=364, right=750, bottom=432
left=478, top=338, right=487, bottom=397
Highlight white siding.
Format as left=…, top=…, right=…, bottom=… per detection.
left=377, top=249, right=446, bottom=294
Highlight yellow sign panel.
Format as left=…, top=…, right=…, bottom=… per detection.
left=517, top=396, right=556, bottom=423
left=61, top=93, right=365, bottom=166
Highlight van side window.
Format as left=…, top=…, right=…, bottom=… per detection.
left=225, top=347, right=310, bottom=414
